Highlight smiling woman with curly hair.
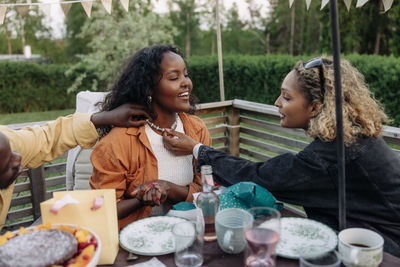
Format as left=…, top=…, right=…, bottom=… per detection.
left=90, top=45, right=211, bottom=230
left=162, top=57, right=400, bottom=257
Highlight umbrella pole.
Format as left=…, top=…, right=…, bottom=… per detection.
left=329, top=0, right=346, bottom=230
left=216, top=0, right=225, bottom=101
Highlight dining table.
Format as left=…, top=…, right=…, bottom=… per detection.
left=99, top=208, right=400, bottom=267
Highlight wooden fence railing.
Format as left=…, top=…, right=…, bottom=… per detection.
left=3, top=99, right=400, bottom=232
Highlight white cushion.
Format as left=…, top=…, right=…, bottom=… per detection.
left=65, top=91, right=108, bottom=190
left=73, top=146, right=95, bottom=190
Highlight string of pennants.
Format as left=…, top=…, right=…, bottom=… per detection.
left=290, top=0, right=394, bottom=12
left=0, top=0, right=395, bottom=26
left=0, top=0, right=130, bottom=24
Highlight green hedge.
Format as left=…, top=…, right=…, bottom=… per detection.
left=345, top=55, right=400, bottom=126
left=0, top=62, right=71, bottom=113
left=188, top=55, right=298, bottom=105
left=1, top=55, right=399, bottom=126
left=0, top=62, right=95, bottom=113
left=189, top=54, right=400, bottom=126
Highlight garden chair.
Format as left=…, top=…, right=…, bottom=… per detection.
left=66, top=91, right=108, bottom=190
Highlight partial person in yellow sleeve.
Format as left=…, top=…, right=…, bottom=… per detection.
left=0, top=103, right=150, bottom=231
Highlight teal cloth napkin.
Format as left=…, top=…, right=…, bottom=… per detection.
left=172, top=201, right=196, bottom=211
left=172, top=182, right=282, bottom=211
left=219, top=182, right=283, bottom=211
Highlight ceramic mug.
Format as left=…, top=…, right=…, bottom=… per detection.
left=338, top=228, right=384, bottom=267
left=215, top=208, right=253, bottom=254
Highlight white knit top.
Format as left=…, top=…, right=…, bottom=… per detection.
left=145, top=116, right=194, bottom=186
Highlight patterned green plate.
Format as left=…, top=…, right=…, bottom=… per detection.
left=276, top=217, right=338, bottom=259
left=119, top=216, right=187, bottom=256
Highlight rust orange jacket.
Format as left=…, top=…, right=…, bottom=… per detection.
left=90, top=113, right=212, bottom=229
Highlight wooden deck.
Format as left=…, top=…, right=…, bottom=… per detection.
left=2, top=99, right=400, bottom=232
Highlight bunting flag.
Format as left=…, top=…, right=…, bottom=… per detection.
left=81, top=1, right=93, bottom=18
left=343, top=0, right=352, bottom=11
left=61, top=3, right=72, bottom=17
left=356, top=0, right=369, bottom=7
left=321, top=0, right=330, bottom=10
left=0, top=6, right=6, bottom=25
left=0, top=0, right=396, bottom=24
left=16, top=6, right=29, bottom=17
left=120, top=0, right=129, bottom=12
left=101, top=0, right=112, bottom=14
left=39, top=3, right=52, bottom=18
left=306, top=0, right=312, bottom=10
left=382, top=0, right=394, bottom=12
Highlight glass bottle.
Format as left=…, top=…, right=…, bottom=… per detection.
left=196, top=165, right=220, bottom=242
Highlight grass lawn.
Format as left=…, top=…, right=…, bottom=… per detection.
left=0, top=109, right=75, bottom=125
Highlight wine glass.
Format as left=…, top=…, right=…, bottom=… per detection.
left=244, top=207, right=281, bottom=267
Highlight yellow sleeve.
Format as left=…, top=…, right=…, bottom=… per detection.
left=0, top=113, right=98, bottom=231
left=0, top=113, right=98, bottom=169
left=0, top=184, right=14, bottom=231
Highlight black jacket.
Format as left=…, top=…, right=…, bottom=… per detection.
left=197, top=137, right=400, bottom=256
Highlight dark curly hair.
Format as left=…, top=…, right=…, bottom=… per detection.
left=99, top=44, right=196, bottom=135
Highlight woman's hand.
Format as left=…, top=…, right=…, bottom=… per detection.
left=130, top=183, right=153, bottom=204
left=162, top=129, right=199, bottom=156
left=131, top=181, right=170, bottom=206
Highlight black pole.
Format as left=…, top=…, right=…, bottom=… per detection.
left=329, top=0, right=346, bottom=230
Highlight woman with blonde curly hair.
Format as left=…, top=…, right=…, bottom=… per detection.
left=302, top=58, right=389, bottom=145
left=163, top=57, right=400, bottom=256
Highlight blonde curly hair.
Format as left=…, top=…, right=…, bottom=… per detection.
left=293, top=57, right=389, bottom=145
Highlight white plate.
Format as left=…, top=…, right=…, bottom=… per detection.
left=276, top=217, right=338, bottom=259
left=119, top=216, right=187, bottom=256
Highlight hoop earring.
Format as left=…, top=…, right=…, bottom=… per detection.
left=147, top=96, right=152, bottom=104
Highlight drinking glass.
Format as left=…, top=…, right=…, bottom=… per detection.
left=244, top=207, right=281, bottom=267
left=299, top=251, right=341, bottom=267
left=173, top=221, right=204, bottom=267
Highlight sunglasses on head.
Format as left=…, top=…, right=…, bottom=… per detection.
left=302, top=57, right=325, bottom=102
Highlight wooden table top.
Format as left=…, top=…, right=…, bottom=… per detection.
left=100, top=240, right=400, bottom=267
left=99, top=209, right=400, bottom=267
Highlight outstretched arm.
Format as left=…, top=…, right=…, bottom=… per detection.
left=1, top=104, right=150, bottom=170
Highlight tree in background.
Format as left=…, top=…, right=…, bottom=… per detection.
left=190, top=0, right=218, bottom=56
left=0, top=6, right=52, bottom=55
left=390, top=3, right=400, bottom=56
left=65, top=4, right=91, bottom=61
left=222, top=2, right=245, bottom=54
left=66, top=0, right=175, bottom=93
left=267, top=0, right=400, bottom=56
left=2, top=0, right=400, bottom=62
left=245, top=0, right=275, bottom=54
left=167, top=0, right=202, bottom=58
left=267, top=0, right=323, bottom=55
